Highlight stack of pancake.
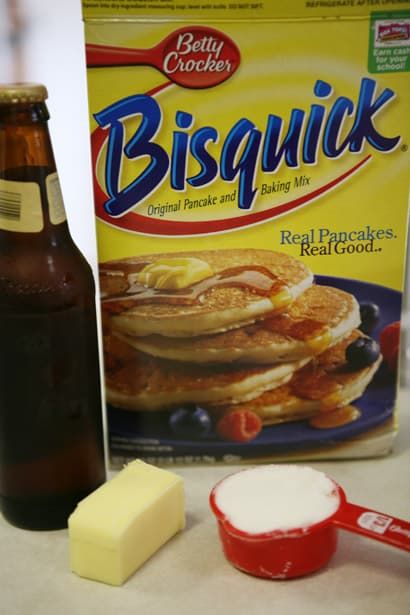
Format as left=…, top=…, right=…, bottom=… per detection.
left=100, top=249, right=381, bottom=436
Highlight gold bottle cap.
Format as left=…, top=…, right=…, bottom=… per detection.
left=0, top=83, right=48, bottom=104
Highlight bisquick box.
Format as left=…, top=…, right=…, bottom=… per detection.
left=81, top=1, right=410, bottom=468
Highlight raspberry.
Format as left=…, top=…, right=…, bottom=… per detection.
left=386, top=342, right=400, bottom=371
left=216, top=410, right=262, bottom=442
left=380, top=321, right=400, bottom=371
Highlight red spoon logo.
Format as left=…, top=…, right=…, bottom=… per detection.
left=86, top=26, right=240, bottom=89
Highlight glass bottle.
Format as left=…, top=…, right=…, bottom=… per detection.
left=0, top=83, right=106, bottom=530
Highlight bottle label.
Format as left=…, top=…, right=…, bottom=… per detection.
left=0, top=178, right=44, bottom=233
left=46, top=172, right=67, bottom=225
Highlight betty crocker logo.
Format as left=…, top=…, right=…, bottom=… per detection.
left=86, top=26, right=241, bottom=89
left=160, top=26, right=240, bottom=88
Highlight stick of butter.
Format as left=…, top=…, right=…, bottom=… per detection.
left=68, top=460, right=185, bottom=585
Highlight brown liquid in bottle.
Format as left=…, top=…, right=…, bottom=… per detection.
left=0, top=84, right=106, bottom=530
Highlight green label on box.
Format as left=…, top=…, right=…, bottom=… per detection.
left=369, top=11, right=410, bottom=73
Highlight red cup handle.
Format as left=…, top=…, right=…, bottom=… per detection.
left=333, top=501, right=410, bottom=552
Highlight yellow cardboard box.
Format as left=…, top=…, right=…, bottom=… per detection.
left=82, top=1, right=410, bottom=467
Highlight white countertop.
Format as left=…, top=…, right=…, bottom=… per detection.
left=1, top=389, right=409, bottom=615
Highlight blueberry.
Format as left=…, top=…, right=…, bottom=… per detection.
left=345, top=337, right=380, bottom=369
left=359, top=302, right=380, bottom=334
left=169, top=405, right=211, bottom=439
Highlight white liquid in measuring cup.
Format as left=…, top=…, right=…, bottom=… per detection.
left=214, top=465, right=340, bottom=534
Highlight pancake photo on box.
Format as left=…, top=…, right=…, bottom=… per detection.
left=100, top=248, right=387, bottom=447
left=104, top=334, right=309, bottom=411
left=118, top=284, right=360, bottom=364
left=207, top=330, right=383, bottom=432
left=99, top=249, right=314, bottom=337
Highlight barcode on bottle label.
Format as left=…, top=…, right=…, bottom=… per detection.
left=0, top=188, right=21, bottom=220
left=0, top=179, right=44, bottom=232
left=46, top=172, right=67, bottom=225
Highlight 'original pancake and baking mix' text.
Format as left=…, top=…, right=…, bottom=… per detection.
left=81, top=1, right=410, bottom=467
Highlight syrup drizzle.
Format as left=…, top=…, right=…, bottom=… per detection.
left=99, top=264, right=288, bottom=314
left=290, top=364, right=341, bottom=400
left=309, top=405, right=361, bottom=429
left=261, top=313, right=327, bottom=341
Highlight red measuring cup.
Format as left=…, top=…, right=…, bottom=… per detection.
left=209, top=471, right=410, bottom=579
